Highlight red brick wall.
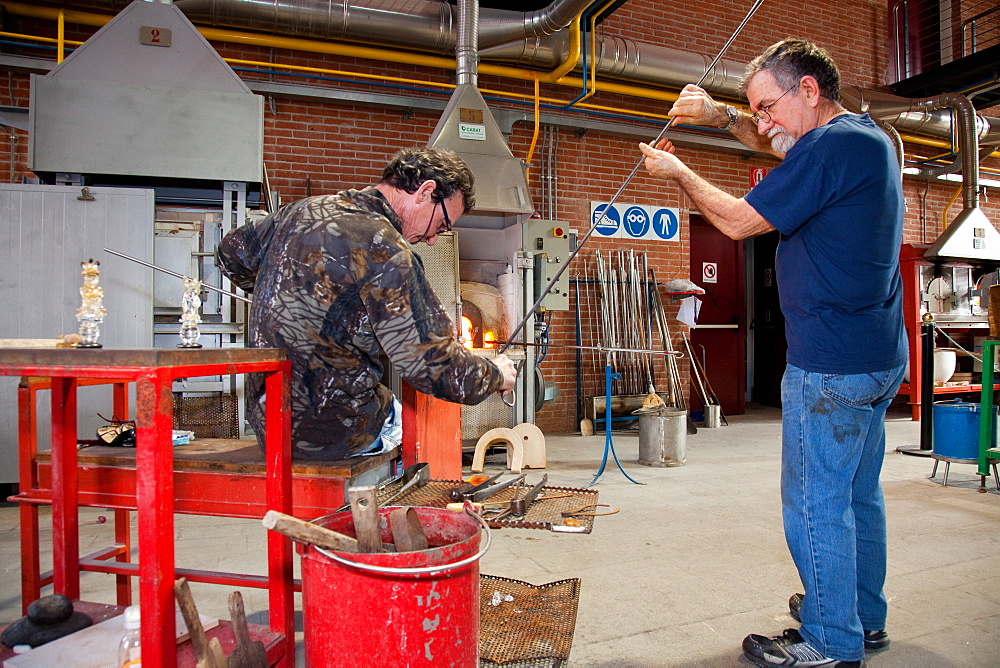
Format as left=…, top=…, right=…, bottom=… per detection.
left=3, top=1, right=1000, bottom=434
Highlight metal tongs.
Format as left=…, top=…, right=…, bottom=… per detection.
left=448, top=472, right=527, bottom=503
left=489, top=474, right=548, bottom=521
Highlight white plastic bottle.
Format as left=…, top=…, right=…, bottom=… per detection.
left=117, top=605, right=141, bottom=667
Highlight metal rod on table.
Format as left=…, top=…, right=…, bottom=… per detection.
left=497, top=0, right=766, bottom=357
left=104, top=247, right=252, bottom=304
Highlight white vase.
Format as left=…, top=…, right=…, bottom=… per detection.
left=933, top=349, right=957, bottom=383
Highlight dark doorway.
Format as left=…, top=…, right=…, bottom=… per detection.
left=750, top=231, right=786, bottom=407
left=688, top=215, right=746, bottom=416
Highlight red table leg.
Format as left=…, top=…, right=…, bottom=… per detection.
left=135, top=370, right=177, bottom=667
left=265, top=363, right=294, bottom=665
left=50, top=377, right=79, bottom=600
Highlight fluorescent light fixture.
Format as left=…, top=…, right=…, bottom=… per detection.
left=934, top=173, right=1000, bottom=188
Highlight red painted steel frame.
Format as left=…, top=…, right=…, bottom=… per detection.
left=0, top=349, right=293, bottom=668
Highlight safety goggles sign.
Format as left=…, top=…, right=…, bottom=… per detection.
left=590, top=202, right=679, bottom=241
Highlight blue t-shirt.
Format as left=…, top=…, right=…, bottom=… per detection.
left=744, top=113, right=907, bottom=375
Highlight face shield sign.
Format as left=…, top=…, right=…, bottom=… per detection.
left=590, top=202, right=680, bottom=241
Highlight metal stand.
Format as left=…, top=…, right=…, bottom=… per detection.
left=898, top=317, right=936, bottom=457
left=589, top=357, right=643, bottom=487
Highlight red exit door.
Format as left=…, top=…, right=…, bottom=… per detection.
left=688, top=215, right=746, bottom=416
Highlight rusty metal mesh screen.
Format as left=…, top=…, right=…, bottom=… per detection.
left=172, top=394, right=239, bottom=439
left=381, top=480, right=599, bottom=533
left=479, top=575, right=581, bottom=666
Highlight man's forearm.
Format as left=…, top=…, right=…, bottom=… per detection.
left=672, top=164, right=774, bottom=240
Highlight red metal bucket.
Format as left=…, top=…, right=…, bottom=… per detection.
left=299, top=506, right=488, bottom=667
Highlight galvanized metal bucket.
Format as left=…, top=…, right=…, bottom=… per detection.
left=637, top=408, right=688, bottom=467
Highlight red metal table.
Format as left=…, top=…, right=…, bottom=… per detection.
left=0, top=348, right=293, bottom=668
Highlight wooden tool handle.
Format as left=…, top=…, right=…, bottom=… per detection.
left=228, top=591, right=252, bottom=647
left=349, top=485, right=383, bottom=553
left=262, top=510, right=360, bottom=553
left=174, top=578, right=210, bottom=660
left=389, top=507, right=429, bottom=552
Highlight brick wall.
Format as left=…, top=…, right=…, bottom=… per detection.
left=2, top=1, right=1000, bottom=434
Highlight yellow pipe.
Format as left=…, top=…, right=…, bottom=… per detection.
left=942, top=186, right=963, bottom=232
left=545, top=16, right=581, bottom=82
left=0, top=31, right=82, bottom=46
left=525, top=76, right=541, bottom=173
left=56, top=9, right=64, bottom=63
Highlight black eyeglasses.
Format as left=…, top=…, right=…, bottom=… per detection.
left=751, top=83, right=799, bottom=125
left=438, top=201, right=453, bottom=233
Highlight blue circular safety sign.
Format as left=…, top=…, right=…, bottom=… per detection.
left=623, top=206, right=651, bottom=238
left=652, top=208, right=679, bottom=240
left=593, top=204, right=620, bottom=236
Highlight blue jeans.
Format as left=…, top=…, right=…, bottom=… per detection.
left=780, top=362, right=905, bottom=661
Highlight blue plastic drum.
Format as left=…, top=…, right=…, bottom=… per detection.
left=932, top=400, right=998, bottom=460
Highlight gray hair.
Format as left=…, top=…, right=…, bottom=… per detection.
left=740, top=38, right=841, bottom=103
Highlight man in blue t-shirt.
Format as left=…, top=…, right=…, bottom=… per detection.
left=640, top=39, right=906, bottom=667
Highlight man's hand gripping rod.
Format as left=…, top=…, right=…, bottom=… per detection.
left=496, top=0, right=764, bottom=405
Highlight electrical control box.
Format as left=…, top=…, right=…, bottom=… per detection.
left=521, top=219, right=573, bottom=311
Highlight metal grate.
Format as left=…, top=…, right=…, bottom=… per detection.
left=479, top=575, right=581, bottom=666
left=172, top=394, right=239, bottom=439
left=380, top=480, right=600, bottom=533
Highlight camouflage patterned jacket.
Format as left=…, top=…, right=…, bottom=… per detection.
left=217, top=187, right=504, bottom=460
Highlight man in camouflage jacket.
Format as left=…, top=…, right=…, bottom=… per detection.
left=217, top=148, right=516, bottom=460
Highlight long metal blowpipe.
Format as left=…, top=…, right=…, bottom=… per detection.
left=103, top=247, right=252, bottom=304
left=498, top=0, right=765, bottom=356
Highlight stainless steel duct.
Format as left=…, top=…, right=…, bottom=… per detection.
left=167, top=0, right=594, bottom=52
left=37, top=1, right=1000, bottom=148
left=842, top=86, right=999, bottom=261
left=426, top=0, right=533, bottom=220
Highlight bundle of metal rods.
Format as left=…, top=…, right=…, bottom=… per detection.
left=577, top=250, right=684, bottom=406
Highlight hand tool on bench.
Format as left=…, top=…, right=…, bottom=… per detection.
left=490, top=474, right=548, bottom=521
left=227, top=591, right=267, bottom=668
left=349, top=485, right=384, bottom=553
left=389, top=507, right=429, bottom=552
left=262, top=510, right=395, bottom=553
left=380, top=462, right=430, bottom=505
left=174, top=578, right=227, bottom=668
left=448, top=472, right=527, bottom=502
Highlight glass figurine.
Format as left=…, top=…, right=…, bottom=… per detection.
left=178, top=276, right=203, bottom=348
left=75, top=258, right=107, bottom=348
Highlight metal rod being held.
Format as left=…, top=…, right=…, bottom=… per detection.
left=498, top=0, right=766, bottom=356
left=103, top=247, right=252, bottom=304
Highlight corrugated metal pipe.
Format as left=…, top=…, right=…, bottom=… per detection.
left=455, top=0, right=478, bottom=87
left=843, top=86, right=981, bottom=210
left=33, top=0, right=1000, bottom=149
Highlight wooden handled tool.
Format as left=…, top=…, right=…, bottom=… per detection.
left=227, top=591, right=268, bottom=668
left=174, top=578, right=227, bottom=668
left=348, top=485, right=384, bottom=553
left=262, top=510, right=360, bottom=552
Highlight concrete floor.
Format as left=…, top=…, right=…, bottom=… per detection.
left=2, top=403, right=999, bottom=666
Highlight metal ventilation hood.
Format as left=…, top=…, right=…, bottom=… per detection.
left=427, top=0, right=533, bottom=227
left=29, top=0, right=263, bottom=187
left=925, top=207, right=1000, bottom=262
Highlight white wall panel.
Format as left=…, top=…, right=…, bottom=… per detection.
left=0, top=184, right=154, bottom=484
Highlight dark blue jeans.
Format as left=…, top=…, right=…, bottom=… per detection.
left=780, top=362, right=905, bottom=661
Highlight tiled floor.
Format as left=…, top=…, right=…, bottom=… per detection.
left=2, top=403, right=998, bottom=666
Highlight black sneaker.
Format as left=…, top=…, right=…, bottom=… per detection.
left=743, top=628, right=864, bottom=667
left=788, top=593, right=890, bottom=651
